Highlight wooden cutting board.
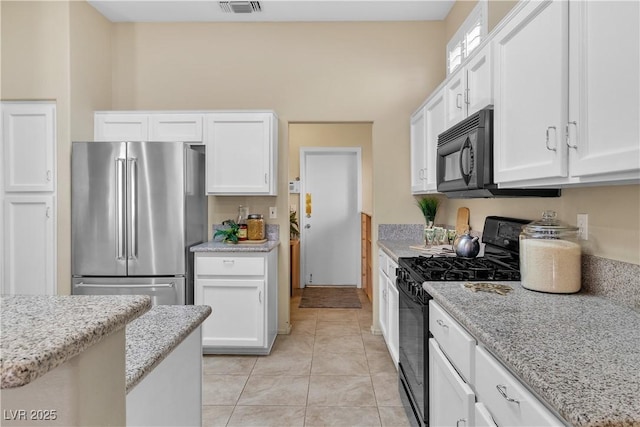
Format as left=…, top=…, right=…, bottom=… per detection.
left=456, top=207, right=470, bottom=235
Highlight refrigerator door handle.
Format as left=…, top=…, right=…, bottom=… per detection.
left=116, top=158, right=127, bottom=260
left=128, top=157, right=138, bottom=260
left=76, top=281, right=175, bottom=289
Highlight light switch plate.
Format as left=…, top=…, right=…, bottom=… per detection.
left=577, top=213, right=588, bottom=240
left=269, top=207, right=277, bottom=219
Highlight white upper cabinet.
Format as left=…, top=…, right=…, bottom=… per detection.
left=94, top=112, right=203, bottom=143
left=204, top=112, right=278, bottom=195
left=444, top=69, right=467, bottom=128
left=494, top=0, right=639, bottom=187
left=410, top=107, right=428, bottom=194
left=94, top=113, right=149, bottom=142
left=148, top=114, right=203, bottom=142
left=567, top=0, right=640, bottom=181
left=493, top=0, right=569, bottom=184
left=411, top=88, right=445, bottom=194
left=3, top=102, right=56, bottom=192
left=445, top=43, right=493, bottom=128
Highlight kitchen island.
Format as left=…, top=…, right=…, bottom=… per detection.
left=1, top=295, right=211, bottom=426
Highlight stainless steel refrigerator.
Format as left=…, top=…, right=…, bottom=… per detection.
left=71, top=141, right=206, bottom=304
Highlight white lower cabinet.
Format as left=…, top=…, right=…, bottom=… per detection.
left=194, top=251, right=277, bottom=355
left=475, top=345, right=564, bottom=427
left=475, top=402, right=498, bottom=427
left=429, top=301, right=565, bottom=427
left=198, top=279, right=265, bottom=348
left=377, top=249, right=398, bottom=367
left=429, top=339, right=475, bottom=427
left=3, top=195, right=55, bottom=295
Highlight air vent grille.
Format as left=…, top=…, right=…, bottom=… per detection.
left=219, top=1, right=261, bottom=14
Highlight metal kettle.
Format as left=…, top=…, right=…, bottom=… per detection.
left=454, top=233, right=480, bottom=258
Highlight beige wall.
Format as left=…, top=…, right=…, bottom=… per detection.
left=110, top=21, right=446, bottom=331
left=288, top=123, right=373, bottom=215
left=444, top=0, right=518, bottom=41
left=1, top=1, right=72, bottom=293
left=2, top=1, right=113, bottom=295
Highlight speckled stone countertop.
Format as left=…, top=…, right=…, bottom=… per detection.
left=424, top=282, right=640, bottom=427
left=1, top=295, right=151, bottom=389
left=125, top=304, right=211, bottom=392
left=377, top=240, right=426, bottom=261
left=191, top=239, right=280, bottom=253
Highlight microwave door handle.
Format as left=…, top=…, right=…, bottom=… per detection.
left=458, top=138, right=473, bottom=185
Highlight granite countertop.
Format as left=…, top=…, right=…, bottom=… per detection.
left=1, top=295, right=151, bottom=389
left=191, top=239, right=280, bottom=253
left=425, top=281, right=640, bottom=427
left=377, top=239, right=428, bottom=261
left=125, top=304, right=212, bottom=392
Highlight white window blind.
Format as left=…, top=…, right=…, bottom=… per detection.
left=447, top=1, right=488, bottom=75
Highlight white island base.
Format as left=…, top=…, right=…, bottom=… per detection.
left=2, top=330, right=127, bottom=426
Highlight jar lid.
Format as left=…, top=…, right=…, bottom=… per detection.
left=523, top=210, right=578, bottom=236
left=248, top=214, right=263, bottom=219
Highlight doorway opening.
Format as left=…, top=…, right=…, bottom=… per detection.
left=287, top=123, right=373, bottom=302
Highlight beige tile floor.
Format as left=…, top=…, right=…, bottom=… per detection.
left=202, top=288, right=411, bottom=426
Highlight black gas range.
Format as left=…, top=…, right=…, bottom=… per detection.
left=397, top=216, right=530, bottom=427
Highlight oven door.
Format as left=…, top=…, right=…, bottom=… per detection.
left=398, top=282, right=428, bottom=427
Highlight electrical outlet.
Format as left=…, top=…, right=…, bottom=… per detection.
left=269, top=207, right=277, bottom=219
left=576, top=213, right=588, bottom=240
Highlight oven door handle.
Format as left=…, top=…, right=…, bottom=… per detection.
left=458, top=137, right=473, bottom=185
left=397, top=280, right=423, bottom=308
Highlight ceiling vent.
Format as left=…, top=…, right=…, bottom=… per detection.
left=219, top=1, right=262, bottom=14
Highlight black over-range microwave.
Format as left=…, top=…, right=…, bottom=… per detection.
left=435, top=106, right=560, bottom=198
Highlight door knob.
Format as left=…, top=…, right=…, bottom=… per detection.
left=305, top=224, right=311, bottom=229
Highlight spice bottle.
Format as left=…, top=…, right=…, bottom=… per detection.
left=247, top=214, right=265, bottom=240
left=519, top=211, right=582, bottom=293
left=237, top=205, right=248, bottom=241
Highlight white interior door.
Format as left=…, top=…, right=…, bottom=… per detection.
left=300, top=148, right=361, bottom=287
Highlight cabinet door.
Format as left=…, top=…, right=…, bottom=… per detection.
left=94, top=113, right=149, bottom=142
left=2, top=102, right=55, bottom=192
left=387, top=275, right=399, bottom=367
left=444, top=69, right=466, bottom=128
left=196, top=279, right=265, bottom=348
left=149, top=114, right=203, bottom=143
left=475, top=402, right=497, bottom=427
left=377, top=269, right=388, bottom=338
left=423, top=91, right=446, bottom=192
left=429, top=339, right=475, bottom=427
left=3, top=195, right=55, bottom=295
left=493, top=0, right=569, bottom=184
left=205, top=113, right=276, bottom=195
left=466, top=43, right=493, bottom=117
left=410, top=107, right=427, bottom=194
left=568, top=0, right=640, bottom=179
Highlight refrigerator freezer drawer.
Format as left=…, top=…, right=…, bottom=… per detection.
left=72, top=277, right=186, bottom=305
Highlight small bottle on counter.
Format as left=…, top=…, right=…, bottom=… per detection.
left=237, top=205, right=248, bottom=241
left=247, top=214, right=265, bottom=240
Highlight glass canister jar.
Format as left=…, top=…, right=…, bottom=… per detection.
left=519, top=211, right=582, bottom=293
left=247, top=214, right=265, bottom=240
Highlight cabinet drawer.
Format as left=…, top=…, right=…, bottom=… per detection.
left=196, top=256, right=264, bottom=276
left=475, top=345, right=564, bottom=427
left=429, top=301, right=475, bottom=383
